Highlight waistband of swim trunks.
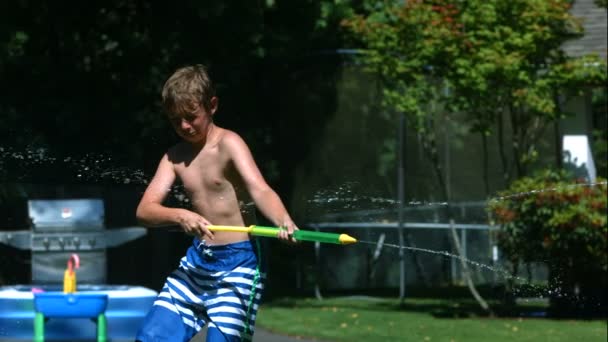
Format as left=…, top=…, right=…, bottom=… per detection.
left=192, top=238, right=253, bottom=251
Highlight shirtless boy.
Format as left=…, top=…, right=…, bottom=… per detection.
left=135, top=64, right=297, bottom=342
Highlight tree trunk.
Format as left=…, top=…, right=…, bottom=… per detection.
left=481, top=132, right=490, bottom=195
left=449, top=219, right=493, bottom=314
left=424, top=120, right=494, bottom=316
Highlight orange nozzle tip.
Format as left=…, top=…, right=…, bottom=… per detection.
left=338, top=234, right=357, bottom=245
left=68, top=254, right=80, bottom=270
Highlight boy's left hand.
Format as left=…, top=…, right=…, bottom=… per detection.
left=277, top=221, right=299, bottom=244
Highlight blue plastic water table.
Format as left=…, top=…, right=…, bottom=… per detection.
left=34, top=292, right=109, bottom=342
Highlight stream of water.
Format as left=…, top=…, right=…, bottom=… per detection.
left=357, top=240, right=518, bottom=281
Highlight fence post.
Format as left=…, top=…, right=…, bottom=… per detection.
left=314, top=226, right=323, bottom=300
left=397, top=113, right=406, bottom=302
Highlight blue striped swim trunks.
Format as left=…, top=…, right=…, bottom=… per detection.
left=136, top=239, right=265, bottom=342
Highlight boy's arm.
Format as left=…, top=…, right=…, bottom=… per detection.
left=224, top=132, right=297, bottom=241
left=136, top=153, right=214, bottom=240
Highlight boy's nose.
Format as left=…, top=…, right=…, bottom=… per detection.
left=180, top=119, right=191, bottom=130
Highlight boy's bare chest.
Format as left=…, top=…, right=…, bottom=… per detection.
left=174, top=148, right=232, bottom=192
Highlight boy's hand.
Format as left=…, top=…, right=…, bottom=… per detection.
left=277, top=220, right=299, bottom=244
left=178, top=209, right=214, bottom=241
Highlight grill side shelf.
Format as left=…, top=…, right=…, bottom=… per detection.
left=0, top=231, right=32, bottom=250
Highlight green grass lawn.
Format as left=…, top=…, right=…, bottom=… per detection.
left=256, top=297, right=607, bottom=342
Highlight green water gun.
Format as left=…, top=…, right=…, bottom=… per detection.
left=208, top=225, right=357, bottom=245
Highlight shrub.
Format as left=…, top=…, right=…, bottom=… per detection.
left=488, top=169, right=607, bottom=316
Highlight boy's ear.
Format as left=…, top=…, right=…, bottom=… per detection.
left=210, top=96, right=219, bottom=115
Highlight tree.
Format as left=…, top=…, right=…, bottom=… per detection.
left=0, top=1, right=351, bottom=181
left=344, top=0, right=606, bottom=183
left=342, top=0, right=607, bottom=312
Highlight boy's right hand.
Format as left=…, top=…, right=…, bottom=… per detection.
left=177, top=209, right=214, bottom=241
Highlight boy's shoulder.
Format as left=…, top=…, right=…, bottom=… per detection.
left=218, top=128, right=243, bottom=143
left=167, top=141, right=190, bottom=155
left=216, top=128, right=251, bottom=149
left=164, top=141, right=191, bottom=166
left=217, top=129, right=254, bottom=157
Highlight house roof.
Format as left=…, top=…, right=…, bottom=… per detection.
left=562, top=0, right=607, bottom=60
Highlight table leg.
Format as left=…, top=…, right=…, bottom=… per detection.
left=97, top=313, right=107, bottom=342
left=34, top=312, right=45, bottom=342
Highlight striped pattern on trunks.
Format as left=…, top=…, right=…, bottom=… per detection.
left=138, top=239, right=265, bottom=342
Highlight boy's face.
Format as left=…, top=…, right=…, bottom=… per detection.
left=168, top=97, right=218, bottom=143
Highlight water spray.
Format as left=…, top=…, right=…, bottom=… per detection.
left=208, top=225, right=357, bottom=245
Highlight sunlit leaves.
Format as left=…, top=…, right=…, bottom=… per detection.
left=342, top=0, right=607, bottom=181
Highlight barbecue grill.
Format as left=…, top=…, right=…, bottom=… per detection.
left=0, top=198, right=147, bottom=284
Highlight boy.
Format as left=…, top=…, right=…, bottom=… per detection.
left=135, top=64, right=298, bottom=342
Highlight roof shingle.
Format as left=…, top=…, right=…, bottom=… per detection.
left=562, top=0, right=607, bottom=60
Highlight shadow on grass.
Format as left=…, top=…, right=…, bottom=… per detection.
left=263, top=285, right=606, bottom=320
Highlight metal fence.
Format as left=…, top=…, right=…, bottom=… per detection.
left=298, top=202, right=548, bottom=296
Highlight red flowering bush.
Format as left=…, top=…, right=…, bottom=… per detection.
left=488, top=169, right=607, bottom=315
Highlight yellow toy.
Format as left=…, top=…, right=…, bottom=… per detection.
left=63, top=254, right=80, bottom=293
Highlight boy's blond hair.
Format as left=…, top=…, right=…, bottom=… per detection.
left=161, top=64, right=216, bottom=114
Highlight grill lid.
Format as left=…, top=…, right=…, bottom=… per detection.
left=28, top=199, right=105, bottom=231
